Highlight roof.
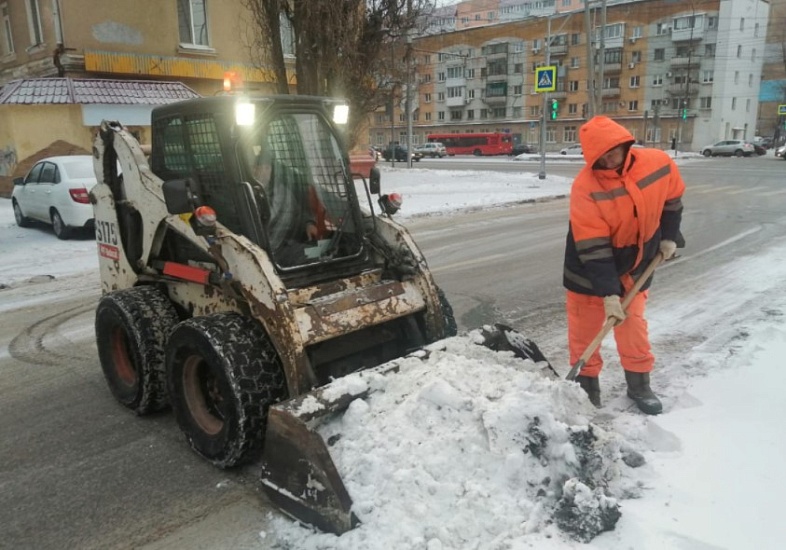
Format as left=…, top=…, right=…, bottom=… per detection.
left=0, top=78, right=201, bottom=105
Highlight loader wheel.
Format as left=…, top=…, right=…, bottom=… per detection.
left=166, top=314, right=287, bottom=468
left=95, top=286, right=180, bottom=415
left=437, top=286, right=458, bottom=337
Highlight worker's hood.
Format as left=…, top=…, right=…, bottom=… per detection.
left=579, top=116, right=636, bottom=168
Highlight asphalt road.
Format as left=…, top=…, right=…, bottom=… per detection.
left=1, top=154, right=784, bottom=549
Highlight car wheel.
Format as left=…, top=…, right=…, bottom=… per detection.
left=473, top=149, right=482, bottom=156
left=12, top=200, right=31, bottom=228
left=734, top=149, right=743, bottom=157
left=561, top=151, right=567, bottom=155
left=166, top=313, right=288, bottom=468
left=702, top=150, right=711, bottom=157
left=51, top=209, right=71, bottom=240
left=95, top=286, right=180, bottom=415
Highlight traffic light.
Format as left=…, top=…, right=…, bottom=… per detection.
left=681, top=108, right=688, bottom=120
left=550, top=99, right=559, bottom=120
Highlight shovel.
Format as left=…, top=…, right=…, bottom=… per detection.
left=565, top=252, right=666, bottom=381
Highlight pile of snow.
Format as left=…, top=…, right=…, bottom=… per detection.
left=270, top=335, right=646, bottom=548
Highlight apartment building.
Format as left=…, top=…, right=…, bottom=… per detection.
left=379, top=0, right=771, bottom=152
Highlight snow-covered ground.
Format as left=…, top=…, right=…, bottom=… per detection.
left=2, top=158, right=784, bottom=549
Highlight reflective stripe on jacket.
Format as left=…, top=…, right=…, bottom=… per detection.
left=563, top=116, right=685, bottom=297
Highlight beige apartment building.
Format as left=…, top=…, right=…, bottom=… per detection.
left=378, top=0, right=773, bottom=153
left=0, top=0, right=293, bottom=193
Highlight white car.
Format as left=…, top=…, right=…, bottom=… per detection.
left=560, top=143, right=583, bottom=155
left=414, top=142, right=447, bottom=158
left=11, top=155, right=97, bottom=239
left=775, top=143, right=786, bottom=159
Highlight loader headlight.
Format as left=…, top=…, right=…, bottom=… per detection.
left=194, top=205, right=217, bottom=227
left=333, top=104, right=349, bottom=125
left=378, top=192, right=402, bottom=216
left=235, top=101, right=255, bottom=126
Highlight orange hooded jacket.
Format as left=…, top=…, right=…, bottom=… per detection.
left=563, top=116, right=685, bottom=297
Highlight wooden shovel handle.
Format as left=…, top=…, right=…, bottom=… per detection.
left=565, top=252, right=665, bottom=381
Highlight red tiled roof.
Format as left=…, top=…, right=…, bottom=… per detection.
left=0, top=78, right=201, bottom=105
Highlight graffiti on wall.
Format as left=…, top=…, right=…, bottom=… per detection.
left=0, top=145, right=17, bottom=177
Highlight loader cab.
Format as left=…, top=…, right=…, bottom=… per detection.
left=150, top=95, right=369, bottom=282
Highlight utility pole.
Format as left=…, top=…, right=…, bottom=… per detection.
left=584, top=1, right=595, bottom=117
left=539, top=15, right=552, bottom=180
left=405, top=0, right=413, bottom=168
left=597, top=0, right=606, bottom=115
left=675, top=7, right=696, bottom=156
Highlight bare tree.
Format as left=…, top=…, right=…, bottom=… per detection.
left=240, top=0, right=433, bottom=146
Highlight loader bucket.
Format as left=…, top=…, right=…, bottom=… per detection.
left=259, top=361, right=402, bottom=534
left=259, top=325, right=552, bottom=534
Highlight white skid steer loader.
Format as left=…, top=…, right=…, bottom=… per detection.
left=90, top=94, right=549, bottom=534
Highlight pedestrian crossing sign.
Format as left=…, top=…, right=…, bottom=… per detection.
left=535, top=66, right=557, bottom=93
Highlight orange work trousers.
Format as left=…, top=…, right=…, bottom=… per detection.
left=566, top=289, right=654, bottom=377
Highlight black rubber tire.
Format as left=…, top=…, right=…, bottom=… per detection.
left=734, top=149, right=743, bottom=157
left=702, top=150, right=711, bottom=157
left=51, top=209, right=71, bottom=240
left=436, top=286, right=458, bottom=338
left=95, top=286, right=180, bottom=415
left=473, top=149, right=482, bottom=156
left=12, top=200, right=31, bottom=227
left=166, top=314, right=288, bottom=468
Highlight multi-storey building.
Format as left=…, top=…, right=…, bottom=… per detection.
left=380, top=0, right=771, bottom=152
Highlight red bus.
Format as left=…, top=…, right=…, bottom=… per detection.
left=426, top=132, right=513, bottom=156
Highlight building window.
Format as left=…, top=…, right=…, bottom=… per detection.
left=25, top=0, right=42, bottom=46
left=568, top=103, right=577, bottom=114
left=751, top=48, right=756, bottom=62
left=702, top=70, right=713, bottom=83
left=480, top=108, right=488, bottom=119
left=602, top=101, right=617, bottom=113
left=748, top=74, right=753, bottom=87
left=754, top=23, right=759, bottom=37
left=467, top=110, right=474, bottom=120
left=739, top=18, right=744, bottom=31
left=734, top=71, right=739, bottom=84
left=546, top=128, right=556, bottom=143
left=708, top=16, right=717, bottom=29
left=447, top=66, right=463, bottom=79
left=704, top=44, right=715, bottom=58
left=630, top=76, right=640, bottom=88
left=466, top=68, right=475, bottom=78
left=514, top=63, right=523, bottom=74
left=736, top=45, right=742, bottom=58
left=438, top=92, right=445, bottom=101
left=467, top=89, right=475, bottom=99
left=570, top=57, right=580, bottom=68
left=654, top=48, right=665, bottom=62
left=529, top=106, right=539, bottom=117
left=652, top=74, right=663, bottom=86
left=492, top=107, right=506, bottom=118
left=438, top=111, right=445, bottom=120
left=513, top=84, right=522, bottom=95
left=571, top=33, right=580, bottom=45
left=569, top=80, right=579, bottom=92
left=631, top=26, right=642, bottom=38
left=746, top=98, right=751, bottom=112
left=438, top=72, right=446, bottom=81
left=513, top=107, right=522, bottom=118
left=1, top=3, right=14, bottom=55
left=447, top=86, right=463, bottom=98
left=699, top=96, right=712, bottom=109
left=425, top=112, right=432, bottom=121
left=564, top=126, right=577, bottom=142
left=731, top=97, right=736, bottom=110
left=178, top=0, right=209, bottom=46
left=631, top=51, right=641, bottom=63
left=451, top=110, right=462, bottom=121
left=424, top=93, right=432, bottom=103
left=628, top=100, right=638, bottom=111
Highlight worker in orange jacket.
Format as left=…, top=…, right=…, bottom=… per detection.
left=563, top=116, right=685, bottom=414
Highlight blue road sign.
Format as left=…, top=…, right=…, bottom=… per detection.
left=535, top=66, right=557, bottom=93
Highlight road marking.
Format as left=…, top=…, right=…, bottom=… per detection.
left=726, top=186, right=767, bottom=195
left=431, top=252, right=510, bottom=273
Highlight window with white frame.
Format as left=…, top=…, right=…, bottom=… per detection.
left=1, top=3, right=14, bottom=55
left=746, top=98, right=751, bottom=112
left=708, top=16, right=717, bottom=29
left=447, top=86, right=462, bottom=98
left=631, top=51, right=641, bottom=63
left=437, top=72, right=446, bottom=81
left=425, top=112, right=432, bottom=121
left=702, top=70, right=713, bottom=83
left=652, top=74, right=663, bottom=86
left=467, top=109, right=474, bottom=120
left=569, top=80, right=579, bottom=92
left=739, top=18, right=744, bottom=31
left=699, top=96, right=712, bottom=109
left=631, top=26, right=642, bottom=38
left=438, top=111, right=445, bottom=120
left=630, top=76, right=640, bottom=88
left=674, top=14, right=703, bottom=31
left=628, top=100, right=638, bottom=111
left=178, top=0, right=209, bottom=47
left=736, top=44, right=742, bottom=58
left=466, top=68, right=475, bottom=78
left=754, top=23, right=759, bottom=37
left=451, top=110, right=462, bottom=121
left=571, top=57, right=580, bottom=68
left=513, top=84, right=523, bottom=95
left=751, top=48, right=756, bottom=62
left=748, top=74, right=753, bottom=87
left=529, top=106, right=539, bottom=117
left=446, top=66, right=463, bottom=79
left=604, top=23, right=624, bottom=39
left=424, top=93, right=432, bottom=103
left=467, top=89, right=475, bottom=99
left=546, top=128, right=556, bottom=143
left=734, top=71, right=739, bottom=84
left=564, top=126, right=577, bottom=142
left=731, top=97, right=736, bottom=110
left=25, top=0, right=42, bottom=46
left=568, top=103, right=577, bottom=114
left=437, top=92, right=445, bottom=101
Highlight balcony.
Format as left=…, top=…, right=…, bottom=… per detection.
left=446, top=95, right=468, bottom=107
left=549, top=44, right=568, bottom=56
left=670, top=57, right=700, bottom=69
left=601, top=87, right=621, bottom=97
left=601, top=62, right=622, bottom=73
left=550, top=90, right=568, bottom=99
left=672, top=27, right=704, bottom=42
left=483, top=94, right=508, bottom=105
left=446, top=77, right=466, bottom=88
left=666, top=84, right=699, bottom=96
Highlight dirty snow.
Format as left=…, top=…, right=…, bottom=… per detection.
left=2, top=154, right=785, bottom=549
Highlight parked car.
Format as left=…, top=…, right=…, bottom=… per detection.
left=776, top=143, right=786, bottom=160
left=414, top=142, right=447, bottom=158
left=700, top=140, right=755, bottom=157
left=560, top=143, right=583, bottom=155
left=752, top=142, right=767, bottom=156
left=11, top=155, right=97, bottom=239
left=511, top=143, right=537, bottom=155
left=382, top=145, right=422, bottom=162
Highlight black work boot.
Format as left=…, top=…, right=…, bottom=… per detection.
left=575, top=375, right=601, bottom=408
left=624, top=371, right=663, bottom=415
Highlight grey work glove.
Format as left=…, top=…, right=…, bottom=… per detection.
left=603, top=295, right=626, bottom=325
left=660, top=239, right=677, bottom=260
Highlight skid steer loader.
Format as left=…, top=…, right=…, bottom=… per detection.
left=91, top=94, right=546, bottom=534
